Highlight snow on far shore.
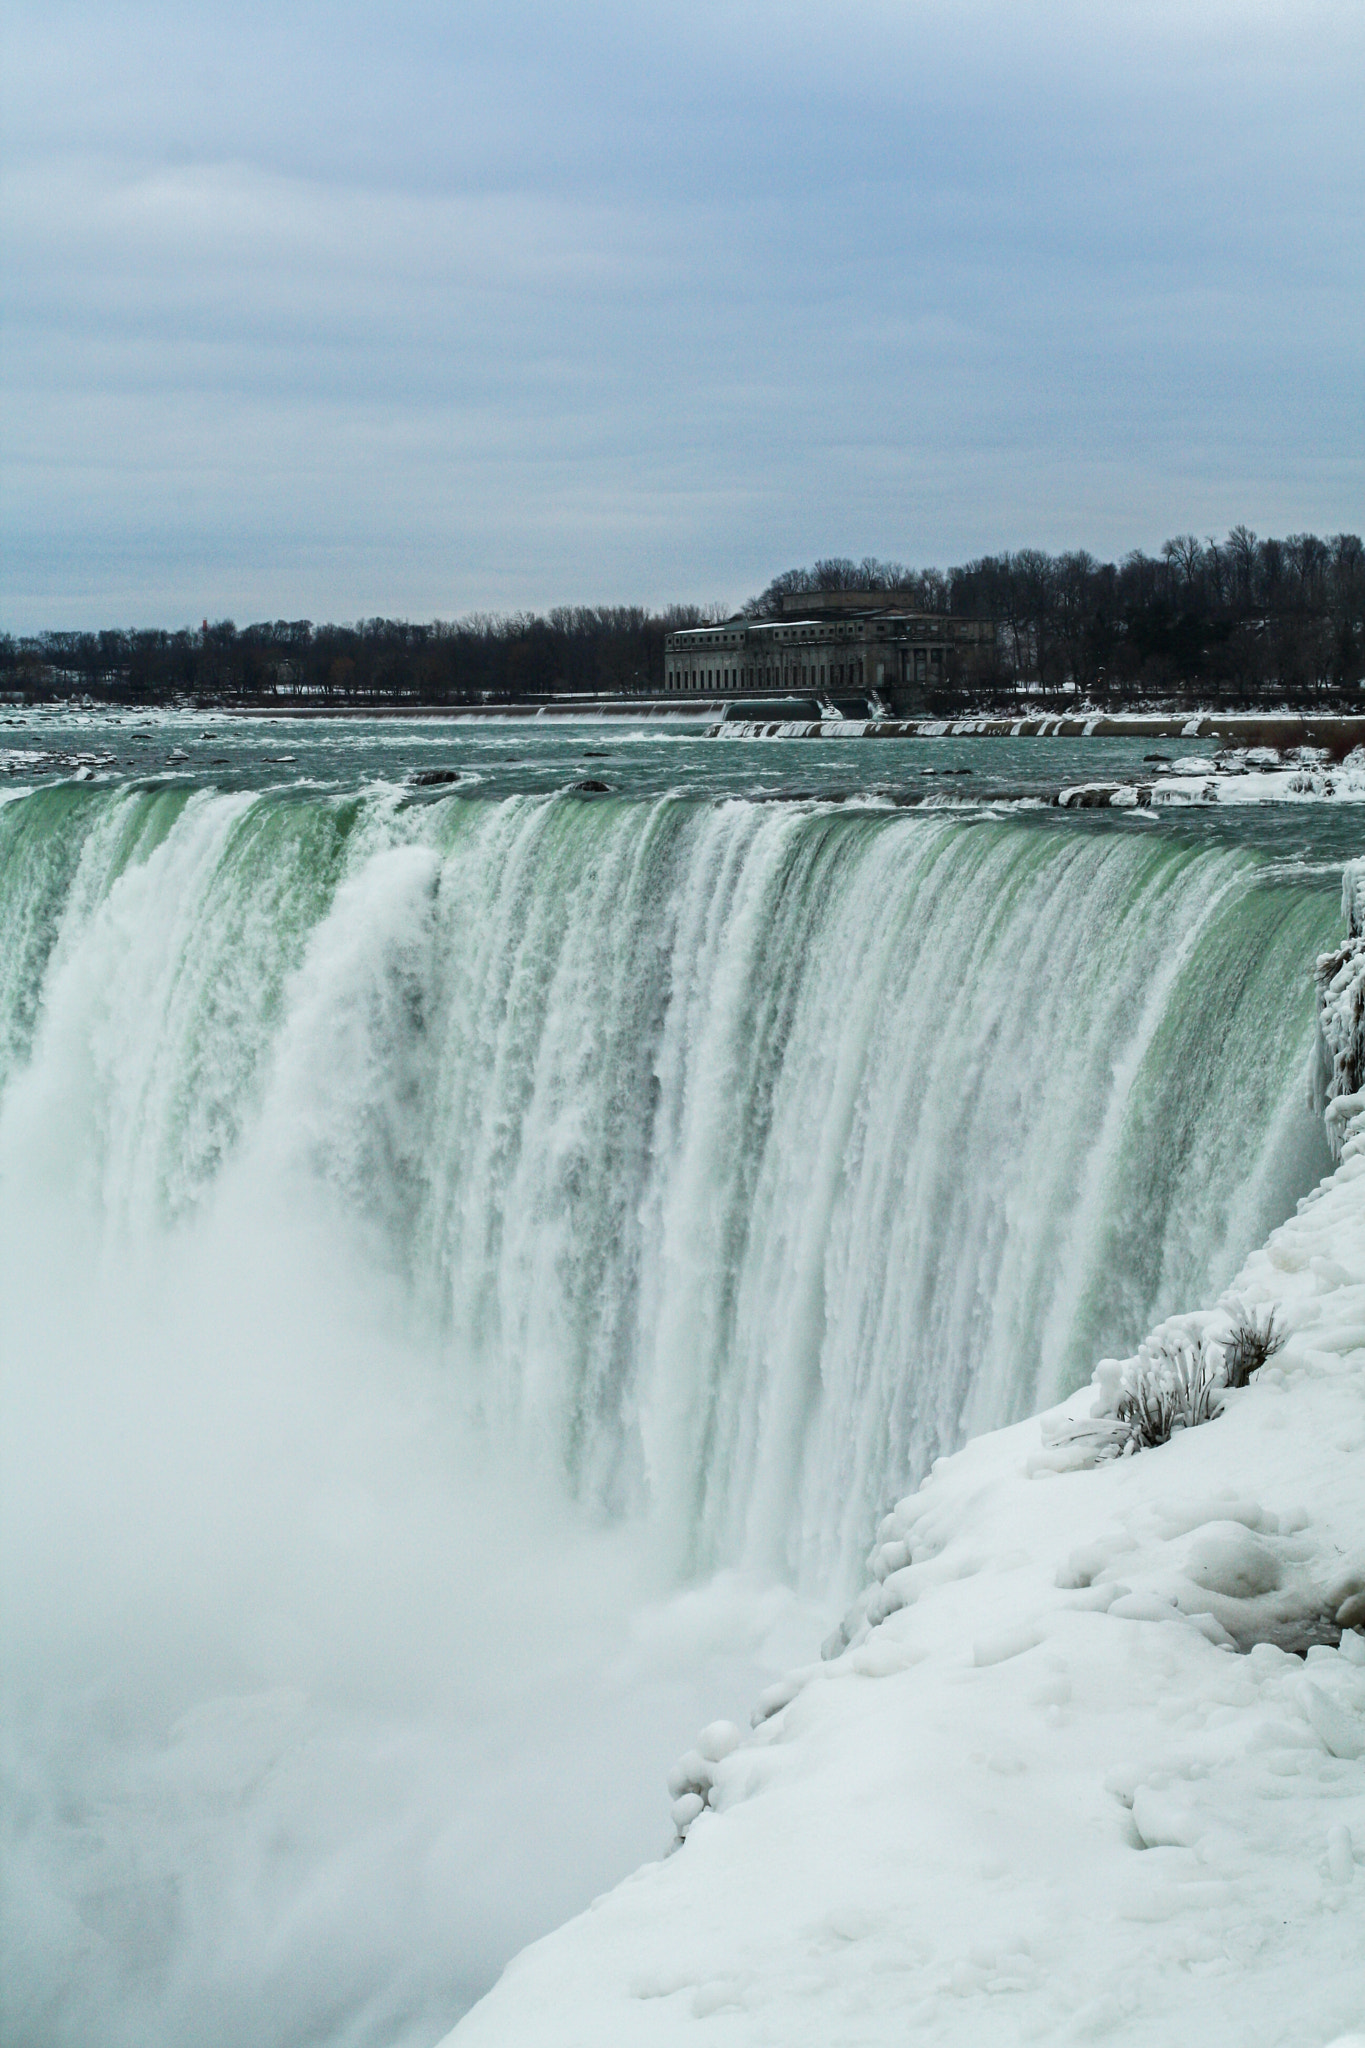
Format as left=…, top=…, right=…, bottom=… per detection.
left=445, top=870, right=1365, bottom=2048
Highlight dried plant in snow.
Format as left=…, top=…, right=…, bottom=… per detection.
left=1056, top=1307, right=1291, bottom=1469
left=1219, top=1305, right=1285, bottom=1389
left=1116, top=1334, right=1223, bottom=1449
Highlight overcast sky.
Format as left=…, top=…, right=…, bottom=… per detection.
left=2, top=0, right=1362, bottom=629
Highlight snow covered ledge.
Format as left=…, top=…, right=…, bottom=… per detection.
left=446, top=869, right=1365, bottom=2048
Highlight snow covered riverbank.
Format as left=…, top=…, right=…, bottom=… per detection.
left=447, top=875, right=1365, bottom=2048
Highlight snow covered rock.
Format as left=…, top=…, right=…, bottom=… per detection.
left=1056, top=782, right=1148, bottom=809
left=663, top=1722, right=746, bottom=1845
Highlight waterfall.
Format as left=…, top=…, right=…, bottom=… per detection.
left=0, top=784, right=1333, bottom=1596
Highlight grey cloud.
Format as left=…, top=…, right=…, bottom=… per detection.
left=2, top=0, right=1362, bottom=626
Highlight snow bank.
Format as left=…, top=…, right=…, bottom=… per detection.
left=1153, top=747, right=1365, bottom=809
left=445, top=877, right=1365, bottom=2048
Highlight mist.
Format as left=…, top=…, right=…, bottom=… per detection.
left=0, top=1107, right=813, bottom=2046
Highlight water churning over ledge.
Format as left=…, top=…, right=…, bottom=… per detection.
left=0, top=784, right=1334, bottom=1595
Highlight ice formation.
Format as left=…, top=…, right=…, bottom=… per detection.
left=1317, top=862, right=1365, bottom=1160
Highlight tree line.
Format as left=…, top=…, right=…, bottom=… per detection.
left=756, top=530, right=1364, bottom=704
left=3, top=528, right=1361, bottom=706
left=0, top=607, right=717, bottom=708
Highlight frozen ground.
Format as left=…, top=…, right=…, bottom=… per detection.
left=447, top=880, right=1365, bottom=2048
left=1132, top=745, right=1365, bottom=810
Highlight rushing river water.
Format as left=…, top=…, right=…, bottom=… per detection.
left=0, top=699, right=1232, bottom=801
left=0, top=714, right=1357, bottom=2046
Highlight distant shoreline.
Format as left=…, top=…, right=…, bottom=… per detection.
left=13, top=697, right=1365, bottom=752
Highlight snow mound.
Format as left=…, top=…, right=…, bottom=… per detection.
left=446, top=872, right=1365, bottom=2048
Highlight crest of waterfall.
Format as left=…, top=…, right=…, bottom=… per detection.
left=0, top=784, right=1334, bottom=1597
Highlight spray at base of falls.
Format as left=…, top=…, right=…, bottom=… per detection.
left=0, top=781, right=1343, bottom=2048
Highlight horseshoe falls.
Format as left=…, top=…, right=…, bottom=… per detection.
left=0, top=774, right=1342, bottom=2047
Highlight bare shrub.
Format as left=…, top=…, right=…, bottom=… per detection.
left=1220, top=1305, right=1285, bottom=1389
left=1116, top=1335, right=1223, bottom=1449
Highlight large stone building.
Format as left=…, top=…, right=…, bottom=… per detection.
left=663, top=589, right=995, bottom=716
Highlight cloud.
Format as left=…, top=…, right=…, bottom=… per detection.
left=2, top=0, right=1362, bottom=625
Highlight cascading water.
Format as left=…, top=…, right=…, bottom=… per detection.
left=1, top=783, right=1334, bottom=1577
left=0, top=775, right=1340, bottom=2047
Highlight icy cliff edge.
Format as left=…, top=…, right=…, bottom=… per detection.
left=1316, top=856, right=1365, bottom=1159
